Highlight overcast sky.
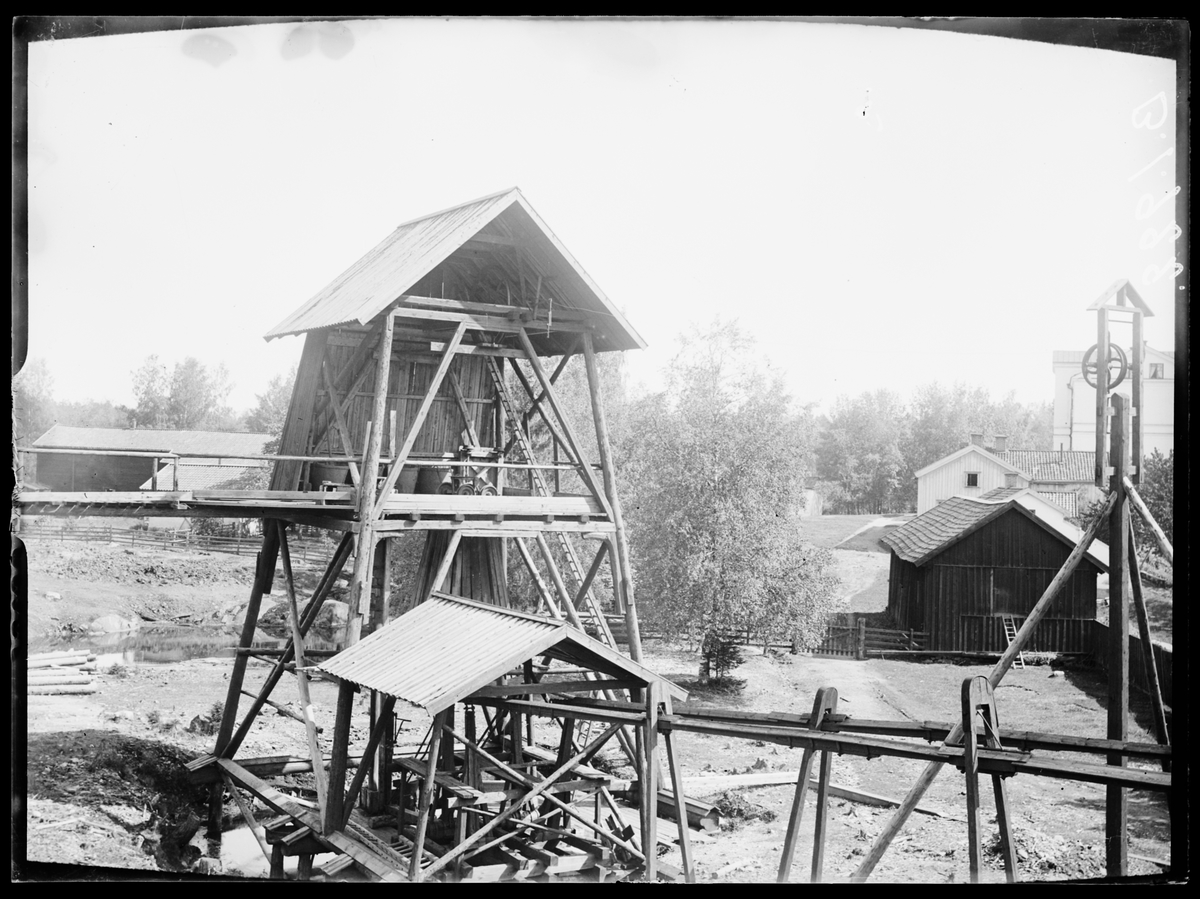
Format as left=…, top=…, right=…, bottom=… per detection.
left=25, top=18, right=1180, bottom=415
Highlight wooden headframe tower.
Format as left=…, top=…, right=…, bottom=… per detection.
left=203, top=189, right=651, bottom=840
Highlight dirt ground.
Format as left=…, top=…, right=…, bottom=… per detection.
left=14, top=527, right=1175, bottom=883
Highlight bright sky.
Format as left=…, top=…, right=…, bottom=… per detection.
left=25, top=19, right=1180, bottom=414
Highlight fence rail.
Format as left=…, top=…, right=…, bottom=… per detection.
left=14, top=522, right=331, bottom=562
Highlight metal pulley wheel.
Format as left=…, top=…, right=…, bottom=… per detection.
left=1081, top=342, right=1129, bottom=390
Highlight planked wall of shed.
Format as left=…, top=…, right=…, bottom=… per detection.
left=887, top=508, right=1101, bottom=652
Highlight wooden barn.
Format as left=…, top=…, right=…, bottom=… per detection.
left=881, top=488, right=1109, bottom=652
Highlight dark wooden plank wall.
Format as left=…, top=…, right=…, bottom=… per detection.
left=886, top=509, right=1102, bottom=652
left=316, top=338, right=496, bottom=459
left=37, top=454, right=158, bottom=492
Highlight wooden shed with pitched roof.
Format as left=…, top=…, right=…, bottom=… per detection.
left=882, top=490, right=1109, bottom=653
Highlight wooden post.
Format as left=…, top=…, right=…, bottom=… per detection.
left=582, top=332, right=644, bottom=663
left=851, top=490, right=1117, bottom=881
left=778, top=686, right=836, bottom=882
left=342, top=695, right=397, bottom=829
left=1127, top=531, right=1171, bottom=768
left=346, top=311, right=397, bottom=646
left=1106, top=392, right=1130, bottom=876
left=208, top=520, right=281, bottom=834
left=961, top=676, right=1017, bottom=883
left=269, top=843, right=285, bottom=879
left=662, top=694, right=695, bottom=883
left=641, top=681, right=660, bottom=881
left=1131, top=308, right=1143, bottom=485
left=324, top=679, right=355, bottom=833
left=857, top=618, right=867, bottom=660
left=1095, top=306, right=1109, bottom=486
left=810, top=687, right=838, bottom=882
left=410, top=709, right=447, bottom=881
left=278, top=522, right=329, bottom=820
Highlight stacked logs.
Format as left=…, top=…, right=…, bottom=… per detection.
left=28, top=650, right=100, bottom=695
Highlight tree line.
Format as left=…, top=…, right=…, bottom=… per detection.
left=12, top=355, right=296, bottom=444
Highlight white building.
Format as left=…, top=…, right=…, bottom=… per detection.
left=1051, top=343, right=1175, bottom=457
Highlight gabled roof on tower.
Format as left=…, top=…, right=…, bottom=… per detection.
left=265, top=188, right=645, bottom=354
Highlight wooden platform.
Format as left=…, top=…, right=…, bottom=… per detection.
left=15, top=489, right=613, bottom=532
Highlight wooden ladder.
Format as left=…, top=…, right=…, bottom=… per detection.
left=486, top=358, right=617, bottom=649
left=1001, top=616, right=1025, bottom=669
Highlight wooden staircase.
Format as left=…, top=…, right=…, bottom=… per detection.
left=1001, top=616, right=1025, bottom=669
left=486, top=358, right=615, bottom=647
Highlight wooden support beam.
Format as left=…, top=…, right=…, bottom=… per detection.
left=852, top=488, right=1119, bottom=881
left=374, top=321, right=468, bottom=515
left=1128, top=532, right=1171, bottom=769
left=421, top=529, right=463, bottom=605
left=1107, top=393, right=1130, bottom=877
left=810, top=688, right=838, bottom=882
left=344, top=695, right=397, bottom=829
left=778, top=687, right=837, bottom=883
left=641, top=681, right=660, bottom=881
left=662, top=693, right=694, bottom=883
left=320, top=360, right=362, bottom=488
left=513, top=328, right=613, bottom=518
left=422, top=721, right=636, bottom=880
left=583, top=332, right=643, bottom=661
left=513, top=536, right=560, bottom=616
left=225, top=533, right=354, bottom=759
left=347, top=310, right=399, bottom=646
left=277, top=522, right=330, bottom=820
left=572, top=540, right=609, bottom=611
left=962, top=676, right=1017, bottom=883
left=447, top=369, right=481, bottom=446
left=222, top=773, right=273, bottom=866
left=410, top=709, right=448, bottom=881
left=324, top=679, right=356, bottom=833
left=1123, top=476, right=1173, bottom=563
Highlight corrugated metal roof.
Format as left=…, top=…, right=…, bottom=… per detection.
left=318, top=594, right=683, bottom=713
left=263, top=188, right=645, bottom=353
left=32, top=425, right=272, bottom=456
left=882, top=494, right=1105, bottom=568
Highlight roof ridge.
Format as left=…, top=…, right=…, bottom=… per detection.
left=392, top=186, right=521, bottom=230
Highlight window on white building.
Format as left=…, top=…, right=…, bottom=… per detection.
left=965, top=472, right=979, bottom=487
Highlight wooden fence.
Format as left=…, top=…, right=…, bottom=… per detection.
left=15, top=522, right=332, bottom=563
left=1089, top=619, right=1173, bottom=707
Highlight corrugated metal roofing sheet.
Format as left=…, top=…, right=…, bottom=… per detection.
left=32, top=426, right=272, bottom=456
left=318, top=594, right=682, bottom=713
left=263, top=188, right=645, bottom=352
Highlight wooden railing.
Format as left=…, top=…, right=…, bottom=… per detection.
left=14, top=521, right=331, bottom=562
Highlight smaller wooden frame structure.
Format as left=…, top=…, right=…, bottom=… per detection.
left=301, top=594, right=691, bottom=882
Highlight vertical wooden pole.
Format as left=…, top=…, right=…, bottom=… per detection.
left=582, top=332, right=643, bottom=663
left=324, top=679, right=355, bottom=834
left=1095, top=307, right=1109, bottom=486
left=962, top=677, right=985, bottom=883
left=208, top=520, right=281, bottom=834
left=346, top=312, right=396, bottom=646
left=1131, top=308, right=1143, bottom=485
left=269, top=843, right=285, bottom=879
left=641, top=681, right=660, bottom=881
left=411, top=709, right=447, bottom=882
left=1106, top=392, right=1130, bottom=876
left=662, top=694, right=694, bottom=883
left=278, top=522, right=329, bottom=819
left=810, top=688, right=838, bottom=882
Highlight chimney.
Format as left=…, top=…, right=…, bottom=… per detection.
left=969, top=432, right=984, bottom=447
left=993, top=435, right=1007, bottom=453
left=1004, top=472, right=1021, bottom=488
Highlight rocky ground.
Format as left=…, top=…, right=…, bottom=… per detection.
left=14, top=526, right=1176, bottom=883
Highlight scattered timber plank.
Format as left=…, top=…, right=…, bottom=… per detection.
left=681, top=772, right=953, bottom=818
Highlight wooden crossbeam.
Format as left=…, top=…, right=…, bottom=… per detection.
left=320, top=360, right=362, bottom=488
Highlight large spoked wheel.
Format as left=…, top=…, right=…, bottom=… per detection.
left=1082, top=342, right=1129, bottom=390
